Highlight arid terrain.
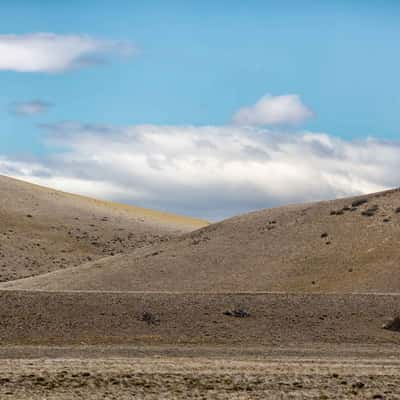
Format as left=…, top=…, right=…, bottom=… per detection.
left=0, top=175, right=207, bottom=282
left=1, top=348, right=400, bottom=399
left=1, top=175, right=400, bottom=398
left=4, top=186, right=400, bottom=293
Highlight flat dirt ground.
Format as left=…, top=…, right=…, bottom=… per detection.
left=1, top=291, right=400, bottom=346
left=1, top=291, right=400, bottom=398
left=0, top=346, right=399, bottom=399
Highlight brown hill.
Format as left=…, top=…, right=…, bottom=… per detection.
left=0, top=175, right=207, bottom=282
left=3, top=187, right=400, bottom=293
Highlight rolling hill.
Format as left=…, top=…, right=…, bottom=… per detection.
left=4, top=185, right=400, bottom=293
left=0, top=175, right=208, bottom=282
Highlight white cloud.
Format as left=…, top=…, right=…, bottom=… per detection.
left=233, top=94, right=314, bottom=126
left=9, top=100, right=51, bottom=116
left=1, top=123, right=399, bottom=220
left=0, top=33, right=135, bottom=72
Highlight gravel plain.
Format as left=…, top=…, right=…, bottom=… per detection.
left=0, top=352, right=399, bottom=399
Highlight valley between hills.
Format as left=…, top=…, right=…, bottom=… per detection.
left=1, top=174, right=400, bottom=399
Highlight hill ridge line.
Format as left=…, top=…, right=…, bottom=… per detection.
left=0, top=174, right=209, bottom=227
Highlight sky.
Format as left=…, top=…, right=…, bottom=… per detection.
left=0, top=1, right=400, bottom=220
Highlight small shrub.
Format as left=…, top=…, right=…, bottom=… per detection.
left=330, top=210, right=343, bottom=216
left=223, top=308, right=251, bottom=318
left=362, top=210, right=375, bottom=217
left=383, top=317, right=400, bottom=332
left=362, top=205, right=378, bottom=217
left=141, top=311, right=160, bottom=325
left=351, top=198, right=368, bottom=207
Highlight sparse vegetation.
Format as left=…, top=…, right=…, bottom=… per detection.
left=141, top=311, right=160, bottom=325
left=223, top=308, right=251, bottom=318
left=383, top=317, right=400, bottom=332
left=362, top=205, right=379, bottom=217
left=351, top=198, right=368, bottom=207
left=330, top=210, right=343, bottom=215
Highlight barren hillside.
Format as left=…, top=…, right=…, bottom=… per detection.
left=0, top=175, right=207, bottom=281
left=5, top=186, right=400, bottom=293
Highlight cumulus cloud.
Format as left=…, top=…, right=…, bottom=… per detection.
left=233, top=94, right=314, bottom=126
left=1, top=123, right=399, bottom=220
left=9, top=100, right=51, bottom=116
left=0, top=33, right=135, bottom=72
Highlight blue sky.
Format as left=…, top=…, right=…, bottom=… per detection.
left=1, top=1, right=400, bottom=219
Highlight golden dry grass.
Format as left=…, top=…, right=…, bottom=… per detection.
left=0, top=354, right=399, bottom=399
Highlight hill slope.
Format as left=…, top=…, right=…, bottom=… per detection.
left=0, top=175, right=207, bottom=281
left=3, top=187, right=400, bottom=293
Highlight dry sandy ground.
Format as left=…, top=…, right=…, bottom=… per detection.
left=0, top=349, right=399, bottom=399
left=0, top=291, right=399, bottom=346
left=0, top=175, right=207, bottom=282
left=6, top=187, right=400, bottom=293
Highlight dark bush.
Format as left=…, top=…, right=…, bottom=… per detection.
left=383, top=317, right=400, bottom=332
left=362, top=205, right=378, bottom=217
left=330, top=210, right=343, bottom=216
left=362, top=210, right=375, bottom=217
left=141, top=311, right=160, bottom=325
left=351, top=198, right=368, bottom=207
left=223, top=308, right=251, bottom=318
